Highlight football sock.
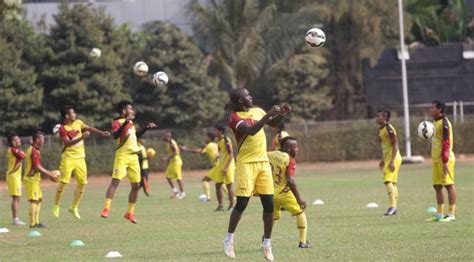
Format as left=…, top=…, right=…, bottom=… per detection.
left=71, top=184, right=85, bottom=210
left=29, top=203, right=37, bottom=226
left=127, top=203, right=136, bottom=214
left=385, top=183, right=397, bottom=208
left=35, top=202, right=41, bottom=225
left=54, top=183, right=66, bottom=205
left=104, top=198, right=112, bottom=210
left=202, top=181, right=211, bottom=199
left=437, top=204, right=444, bottom=216
left=448, top=204, right=456, bottom=216
left=296, top=213, right=308, bottom=244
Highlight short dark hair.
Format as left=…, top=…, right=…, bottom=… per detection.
left=7, top=133, right=18, bottom=147
left=32, top=130, right=45, bottom=141
left=229, top=88, right=246, bottom=106
left=206, top=132, right=215, bottom=141
left=432, top=100, right=445, bottom=113
left=117, top=100, right=133, bottom=113
left=61, top=105, right=75, bottom=118
left=377, top=109, right=391, bottom=122
left=280, top=136, right=297, bottom=149
left=214, top=124, right=226, bottom=134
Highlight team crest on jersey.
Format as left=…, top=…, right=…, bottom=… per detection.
left=114, top=168, right=120, bottom=174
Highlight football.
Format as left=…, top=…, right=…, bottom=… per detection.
left=146, top=148, right=156, bottom=158
left=152, top=71, right=169, bottom=88
left=305, top=28, right=326, bottom=48
left=417, top=121, right=435, bottom=140
left=133, top=61, right=149, bottom=77
left=89, top=47, right=101, bottom=58
left=198, top=194, right=208, bottom=202
left=53, top=124, right=61, bottom=136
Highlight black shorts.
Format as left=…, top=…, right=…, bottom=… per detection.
left=141, top=169, right=149, bottom=178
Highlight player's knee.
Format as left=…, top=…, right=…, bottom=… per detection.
left=131, top=183, right=140, bottom=190
left=260, top=195, right=274, bottom=213
left=234, top=197, right=250, bottom=213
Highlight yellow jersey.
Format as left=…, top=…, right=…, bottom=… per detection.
left=6, top=147, right=25, bottom=176
left=166, top=139, right=182, bottom=161
left=268, top=150, right=296, bottom=194
left=229, top=107, right=268, bottom=164
left=217, top=136, right=234, bottom=167
left=23, top=146, right=42, bottom=183
left=59, top=119, right=86, bottom=159
left=138, top=144, right=149, bottom=170
left=203, top=142, right=219, bottom=166
left=378, top=124, right=402, bottom=163
left=432, top=115, right=455, bottom=163
left=271, top=130, right=289, bottom=150
left=112, top=118, right=140, bottom=155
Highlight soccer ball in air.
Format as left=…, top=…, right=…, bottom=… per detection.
left=417, top=121, right=435, bottom=140
left=146, top=148, right=156, bottom=158
left=53, top=124, right=61, bottom=136
left=152, top=71, right=169, bottom=88
left=133, top=61, right=149, bottom=77
left=305, top=28, right=326, bottom=48
left=90, top=48, right=101, bottom=58
left=198, top=194, right=208, bottom=202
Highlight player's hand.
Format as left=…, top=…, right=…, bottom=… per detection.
left=101, top=131, right=111, bottom=137
left=268, top=105, right=282, bottom=117
left=146, top=123, right=157, bottom=129
left=280, top=103, right=291, bottom=115
left=442, top=162, right=449, bottom=178
left=50, top=170, right=61, bottom=183
left=223, top=168, right=228, bottom=177
left=83, top=131, right=91, bottom=139
left=298, top=199, right=307, bottom=210
left=379, top=160, right=384, bottom=171
left=389, top=161, right=395, bottom=172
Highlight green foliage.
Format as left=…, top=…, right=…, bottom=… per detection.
left=128, top=21, right=226, bottom=127
left=0, top=0, right=22, bottom=20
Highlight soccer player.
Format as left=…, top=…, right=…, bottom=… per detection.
left=181, top=132, right=219, bottom=203
left=162, top=131, right=185, bottom=199
left=426, top=100, right=457, bottom=222
left=137, top=136, right=151, bottom=196
left=224, top=87, right=290, bottom=261
left=6, top=134, right=27, bottom=225
left=270, top=122, right=289, bottom=150
left=268, top=137, right=310, bottom=248
left=53, top=105, right=110, bottom=219
left=214, top=125, right=236, bottom=211
left=375, top=110, right=402, bottom=216
left=101, top=101, right=157, bottom=224
left=23, top=131, right=60, bottom=228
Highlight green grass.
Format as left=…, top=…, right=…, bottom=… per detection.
left=0, top=160, right=473, bottom=261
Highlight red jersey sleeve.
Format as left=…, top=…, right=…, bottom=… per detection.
left=31, top=148, right=41, bottom=168
left=58, top=125, right=68, bottom=138
left=286, top=158, right=296, bottom=177
left=111, top=120, right=122, bottom=133
left=441, top=118, right=451, bottom=163
left=228, top=112, right=243, bottom=132
left=386, top=125, right=397, bottom=145
left=11, top=147, right=26, bottom=160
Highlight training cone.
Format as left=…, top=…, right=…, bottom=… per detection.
left=105, top=251, right=122, bottom=258
left=27, top=230, right=41, bottom=237
left=69, top=240, right=85, bottom=247
left=312, top=199, right=324, bottom=205
left=0, top=228, right=9, bottom=233
left=426, top=207, right=437, bottom=214
left=366, top=202, right=379, bottom=208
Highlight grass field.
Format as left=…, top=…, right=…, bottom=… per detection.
left=0, top=159, right=473, bottom=261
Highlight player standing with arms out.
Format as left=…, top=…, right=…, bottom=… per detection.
left=224, top=88, right=290, bottom=261
left=376, top=110, right=402, bottom=216
left=53, top=105, right=110, bottom=219
left=6, top=134, right=27, bottom=225
left=214, top=125, right=235, bottom=211
left=24, top=131, right=60, bottom=228
left=270, top=122, right=289, bottom=150
left=426, top=100, right=457, bottom=222
left=268, top=137, right=310, bottom=248
left=101, top=101, right=157, bottom=223
left=163, top=131, right=185, bottom=199
left=181, top=132, right=219, bottom=202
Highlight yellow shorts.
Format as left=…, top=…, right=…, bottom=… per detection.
left=59, top=157, right=88, bottom=184
left=235, top=161, right=274, bottom=197
left=112, top=154, right=141, bottom=183
left=274, top=191, right=303, bottom=220
left=24, top=180, right=42, bottom=201
left=383, top=159, right=402, bottom=183
left=165, top=159, right=183, bottom=180
left=209, top=162, right=235, bottom=184
left=6, top=173, right=22, bottom=196
left=433, top=160, right=455, bottom=185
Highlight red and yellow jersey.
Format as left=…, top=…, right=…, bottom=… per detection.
left=23, top=146, right=42, bottom=183
left=271, top=131, right=289, bottom=150
left=6, top=147, right=25, bottom=176
left=268, top=150, right=296, bottom=194
left=112, top=118, right=140, bottom=155
left=166, top=139, right=182, bottom=161
left=229, top=107, right=268, bottom=164
left=203, top=142, right=219, bottom=166
left=217, top=136, right=234, bottom=167
left=59, top=119, right=86, bottom=159
left=432, top=115, right=455, bottom=163
left=138, top=144, right=149, bottom=170
left=378, top=124, right=402, bottom=163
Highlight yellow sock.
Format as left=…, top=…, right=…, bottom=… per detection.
left=448, top=204, right=456, bottom=216
left=222, top=184, right=228, bottom=194
left=127, top=203, right=136, bottom=214
left=202, top=181, right=211, bottom=199
left=104, top=198, right=112, bottom=210
left=54, top=182, right=66, bottom=206
left=29, top=203, right=37, bottom=226
left=393, top=184, right=399, bottom=207
left=71, top=184, right=85, bottom=210
left=35, top=202, right=42, bottom=225
left=385, top=183, right=396, bottom=208
left=437, top=204, right=445, bottom=216
left=296, top=213, right=308, bottom=244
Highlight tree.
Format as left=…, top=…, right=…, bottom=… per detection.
left=41, top=1, right=130, bottom=130
left=0, top=0, right=22, bottom=20
left=128, top=21, right=226, bottom=127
